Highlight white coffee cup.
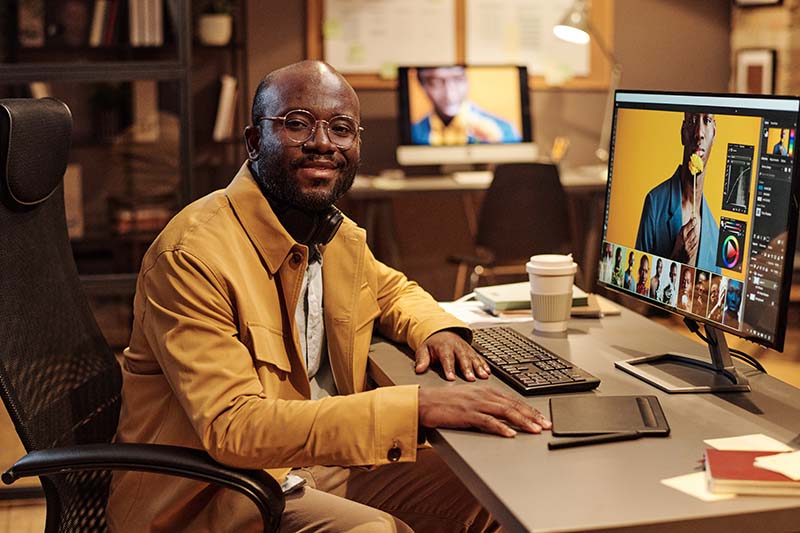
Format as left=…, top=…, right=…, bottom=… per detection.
left=526, top=254, right=577, bottom=332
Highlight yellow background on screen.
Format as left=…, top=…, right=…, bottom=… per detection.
left=408, top=67, right=522, bottom=132
left=605, top=108, right=762, bottom=281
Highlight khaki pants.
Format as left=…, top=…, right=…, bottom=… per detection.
left=278, top=448, right=501, bottom=532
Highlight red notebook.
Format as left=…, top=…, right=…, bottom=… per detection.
left=705, top=449, right=800, bottom=496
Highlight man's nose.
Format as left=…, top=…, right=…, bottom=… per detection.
left=304, top=122, right=335, bottom=152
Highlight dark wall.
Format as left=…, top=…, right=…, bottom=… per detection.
left=245, top=0, right=731, bottom=299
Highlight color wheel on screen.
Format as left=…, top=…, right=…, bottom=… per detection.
left=722, top=235, right=740, bottom=269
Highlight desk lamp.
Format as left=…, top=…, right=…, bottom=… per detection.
left=553, top=0, right=622, bottom=162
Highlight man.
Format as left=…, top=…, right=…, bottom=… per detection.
left=707, top=274, right=724, bottom=322
left=635, top=112, right=721, bottom=274
left=773, top=128, right=788, bottom=156
left=649, top=257, right=663, bottom=300
left=411, top=66, right=521, bottom=145
left=623, top=250, right=635, bottom=291
left=677, top=265, right=695, bottom=312
left=661, top=261, right=678, bottom=306
left=692, top=270, right=710, bottom=316
left=611, top=246, right=623, bottom=286
left=107, top=60, right=550, bottom=532
left=635, top=254, right=650, bottom=296
left=723, top=278, right=743, bottom=329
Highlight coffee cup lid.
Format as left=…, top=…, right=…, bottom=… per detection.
left=526, top=254, right=577, bottom=275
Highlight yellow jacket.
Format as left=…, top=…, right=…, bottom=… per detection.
left=107, top=164, right=468, bottom=532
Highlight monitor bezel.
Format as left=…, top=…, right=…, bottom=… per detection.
left=396, top=64, right=533, bottom=147
left=598, top=89, right=800, bottom=352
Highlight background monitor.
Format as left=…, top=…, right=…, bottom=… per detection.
left=395, top=65, right=537, bottom=166
left=597, top=90, right=800, bottom=391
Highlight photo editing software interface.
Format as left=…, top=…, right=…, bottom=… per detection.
left=598, top=91, right=800, bottom=349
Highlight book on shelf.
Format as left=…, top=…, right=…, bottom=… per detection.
left=18, top=0, right=46, bottom=47
left=704, top=448, right=800, bottom=497
left=473, top=281, right=588, bottom=313
left=132, top=80, right=160, bottom=143
left=89, top=0, right=108, bottom=47
left=213, top=75, right=239, bottom=142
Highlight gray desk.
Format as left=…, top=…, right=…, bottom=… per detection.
left=368, top=305, right=800, bottom=532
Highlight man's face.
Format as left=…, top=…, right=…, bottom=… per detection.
left=669, top=264, right=677, bottom=283
left=614, top=248, right=621, bottom=266
left=681, top=268, right=693, bottom=292
left=695, top=272, right=708, bottom=302
left=249, top=66, right=361, bottom=212
left=709, top=277, right=720, bottom=304
left=682, top=112, right=716, bottom=171
left=419, top=67, right=469, bottom=123
left=656, top=258, right=663, bottom=276
left=628, top=252, right=634, bottom=267
left=726, top=280, right=743, bottom=312
left=638, top=256, right=650, bottom=281
left=781, top=129, right=788, bottom=142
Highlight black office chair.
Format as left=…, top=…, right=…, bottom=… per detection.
left=448, top=162, right=576, bottom=298
left=0, top=98, right=284, bottom=532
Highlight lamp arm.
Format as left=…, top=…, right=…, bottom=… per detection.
left=584, top=17, right=621, bottom=161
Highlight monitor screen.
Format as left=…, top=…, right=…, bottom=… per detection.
left=598, top=91, right=800, bottom=351
left=395, top=65, right=537, bottom=166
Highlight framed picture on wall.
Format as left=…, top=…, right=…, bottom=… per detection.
left=733, top=0, right=782, bottom=6
left=735, top=49, right=776, bottom=94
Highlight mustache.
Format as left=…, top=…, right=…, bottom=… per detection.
left=290, top=155, right=342, bottom=169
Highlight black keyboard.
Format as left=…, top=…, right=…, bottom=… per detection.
left=471, top=326, right=600, bottom=395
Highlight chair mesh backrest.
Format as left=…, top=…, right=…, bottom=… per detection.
left=0, top=99, right=122, bottom=532
left=476, top=162, right=573, bottom=261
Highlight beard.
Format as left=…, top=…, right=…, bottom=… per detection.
left=253, top=139, right=359, bottom=213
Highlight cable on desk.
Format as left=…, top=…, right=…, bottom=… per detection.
left=682, top=318, right=767, bottom=374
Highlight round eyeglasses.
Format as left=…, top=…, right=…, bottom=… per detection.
left=257, top=109, right=363, bottom=150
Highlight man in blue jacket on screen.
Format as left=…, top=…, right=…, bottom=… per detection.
left=412, top=66, right=521, bottom=145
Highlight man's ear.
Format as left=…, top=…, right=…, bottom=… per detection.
left=244, top=125, right=260, bottom=161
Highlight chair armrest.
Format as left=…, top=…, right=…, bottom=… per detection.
left=2, top=443, right=284, bottom=533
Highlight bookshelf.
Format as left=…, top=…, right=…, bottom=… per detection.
left=0, top=0, right=249, bottom=348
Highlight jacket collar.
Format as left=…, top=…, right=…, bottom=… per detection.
left=225, top=162, right=299, bottom=276
left=224, top=162, right=365, bottom=275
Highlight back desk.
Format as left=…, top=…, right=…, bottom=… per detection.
left=368, top=302, right=800, bottom=532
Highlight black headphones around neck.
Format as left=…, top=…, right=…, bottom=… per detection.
left=267, top=195, right=344, bottom=248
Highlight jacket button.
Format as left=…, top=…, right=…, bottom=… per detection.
left=290, top=253, right=302, bottom=267
left=387, top=442, right=401, bottom=462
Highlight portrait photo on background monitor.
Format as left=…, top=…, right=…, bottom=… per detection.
left=399, top=65, right=528, bottom=146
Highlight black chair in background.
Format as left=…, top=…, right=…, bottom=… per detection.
left=0, top=98, right=284, bottom=532
left=448, top=162, right=576, bottom=299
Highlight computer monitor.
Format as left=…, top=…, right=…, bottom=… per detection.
left=597, top=90, right=800, bottom=393
left=395, top=65, right=537, bottom=167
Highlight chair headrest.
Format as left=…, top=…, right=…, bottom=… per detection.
left=0, top=98, right=72, bottom=207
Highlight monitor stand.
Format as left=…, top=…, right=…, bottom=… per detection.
left=614, top=324, right=751, bottom=393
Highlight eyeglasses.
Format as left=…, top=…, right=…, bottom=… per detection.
left=256, top=109, right=363, bottom=150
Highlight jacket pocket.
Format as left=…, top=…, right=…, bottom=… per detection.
left=245, top=323, right=292, bottom=373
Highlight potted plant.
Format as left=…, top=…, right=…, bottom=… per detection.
left=197, top=0, right=233, bottom=46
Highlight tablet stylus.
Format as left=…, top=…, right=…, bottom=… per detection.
left=547, top=431, right=641, bottom=450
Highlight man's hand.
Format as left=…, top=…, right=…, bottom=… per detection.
left=415, top=330, right=490, bottom=381
left=418, top=386, right=551, bottom=437
left=671, top=217, right=699, bottom=263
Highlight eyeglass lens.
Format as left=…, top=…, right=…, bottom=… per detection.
left=282, top=110, right=359, bottom=148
